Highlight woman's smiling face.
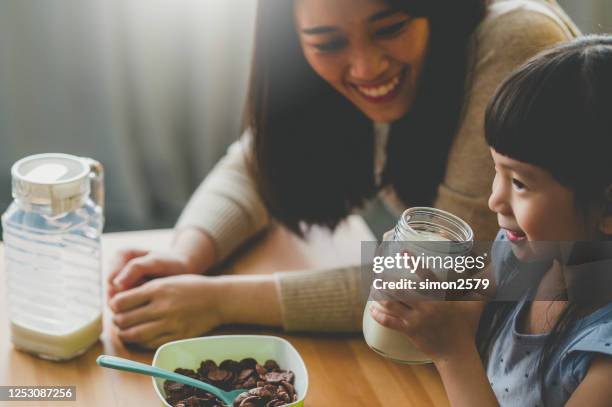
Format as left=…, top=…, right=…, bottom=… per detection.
left=294, top=0, right=430, bottom=123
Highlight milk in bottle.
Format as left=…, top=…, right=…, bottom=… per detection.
left=2, top=154, right=104, bottom=360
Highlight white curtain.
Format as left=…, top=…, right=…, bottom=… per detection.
left=0, top=0, right=256, bottom=231
left=0, top=0, right=608, bottom=233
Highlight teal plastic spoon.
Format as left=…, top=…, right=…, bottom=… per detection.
left=96, top=355, right=246, bottom=405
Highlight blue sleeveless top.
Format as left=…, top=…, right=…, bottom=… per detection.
left=482, top=230, right=612, bottom=406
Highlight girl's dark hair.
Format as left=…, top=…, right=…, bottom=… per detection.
left=479, top=35, right=612, bottom=406
left=244, top=0, right=488, bottom=234
left=485, top=35, right=612, bottom=218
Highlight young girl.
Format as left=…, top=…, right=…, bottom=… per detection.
left=370, top=35, right=612, bottom=406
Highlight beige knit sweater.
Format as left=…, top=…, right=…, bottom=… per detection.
left=176, top=0, right=578, bottom=332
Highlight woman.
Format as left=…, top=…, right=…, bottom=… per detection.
left=107, top=0, right=578, bottom=348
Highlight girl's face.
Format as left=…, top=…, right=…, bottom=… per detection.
left=488, top=148, right=597, bottom=244
left=294, top=0, right=430, bottom=123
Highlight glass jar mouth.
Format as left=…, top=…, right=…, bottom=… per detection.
left=397, top=207, right=473, bottom=241
left=394, top=207, right=474, bottom=251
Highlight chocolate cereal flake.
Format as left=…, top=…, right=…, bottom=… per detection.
left=164, top=358, right=298, bottom=407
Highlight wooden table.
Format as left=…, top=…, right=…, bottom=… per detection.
left=0, top=216, right=449, bottom=406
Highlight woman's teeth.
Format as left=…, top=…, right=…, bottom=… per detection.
left=356, top=75, right=401, bottom=98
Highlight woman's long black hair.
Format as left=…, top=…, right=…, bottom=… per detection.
left=477, top=35, right=612, bottom=406
left=244, top=0, right=488, bottom=234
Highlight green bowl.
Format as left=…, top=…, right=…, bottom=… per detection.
left=152, top=335, right=308, bottom=407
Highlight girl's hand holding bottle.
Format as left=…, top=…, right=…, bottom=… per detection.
left=371, top=297, right=500, bottom=407
left=369, top=299, right=485, bottom=363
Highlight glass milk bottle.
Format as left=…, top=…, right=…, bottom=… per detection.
left=362, top=207, right=473, bottom=364
left=2, top=153, right=104, bottom=360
